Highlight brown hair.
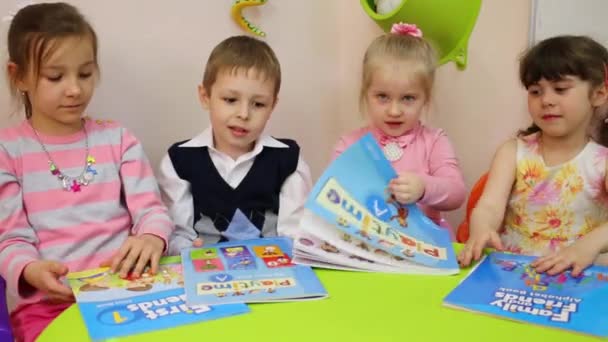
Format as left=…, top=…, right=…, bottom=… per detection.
left=202, top=35, right=281, bottom=98
left=6, top=2, right=98, bottom=118
left=360, top=33, right=437, bottom=110
left=518, top=35, right=608, bottom=146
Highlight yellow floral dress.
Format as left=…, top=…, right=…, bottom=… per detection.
left=501, top=133, right=608, bottom=255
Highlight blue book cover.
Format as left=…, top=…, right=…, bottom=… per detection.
left=304, top=133, right=459, bottom=272
left=444, top=252, right=608, bottom=337
left=181, top=237, right=328, bottom=306
left=67, top=256, right=249, bottom=341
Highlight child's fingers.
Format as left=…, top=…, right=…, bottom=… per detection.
left=149, top=252, right=161, bottom=275
left=456, top=251, right=463, bottom=263
left=42, top=273, right=73, bottom=298
left=489, top=234, right=504, bottom=251
left=395, top=181, right=412, bottom=191
left=396, top=179, right=411, bottom=187
left=571, top=263, right=585, bottom=277
left=395, top=194, right=413, bottom=204
left=390, top=186, right=416, bottom=203
left=457, top=250, right=470, bottom=266
left=397, top=172, right=414, bottom=182
left=458, top=243, right=475, bottom=266
left=546, top=259, right=571, bottom=276
left=111, top=242, right=133, bottom=273
left=48, top=262, right=68, bottom=276
left=531, top=252, right=556, bottom=268
left=193, top=238, right=204, bottom=247
left=530, top=256, right=546, bottom=267
left=471, top=238, right=487, bottom=261
left=387, top=183, right=398, bottom=194
left=531, top=255, right=557, bottom=272
left=132, top=248, right=152, bottom=277
left=119, top=244, right=143, bottom=278
left=534, top=262, right=552, bottom=273
left=389, top=180, right=409, bottom=193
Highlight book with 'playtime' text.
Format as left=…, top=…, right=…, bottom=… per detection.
left=181, top=237, right=328, bottom=306
left=293, top=133, right=460, bottom=275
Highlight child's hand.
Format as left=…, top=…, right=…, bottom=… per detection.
left=458, top=227, right=504, bottom=267
left=388, top=172, right=425, bottom=204
left=192, top=237, right=204, bottom=247
left=531, top=241, right=599, bottom=277
left=22, top=260, right=74, bottom=303
left=101, top=234, right=165, bottom=278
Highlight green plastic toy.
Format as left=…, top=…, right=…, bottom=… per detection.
left=360, top=0, right=482, bottom=70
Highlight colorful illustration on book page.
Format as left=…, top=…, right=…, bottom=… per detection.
left=220, top=246, right=257, bottom=270
left=492, top=254, right=608, bottom=292
left=70, top=264, right=185, bottom=297
left=191, top=248, right=225, bottom=273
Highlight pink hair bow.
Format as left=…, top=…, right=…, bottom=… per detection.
left=390, top=22, right=423, bottom=38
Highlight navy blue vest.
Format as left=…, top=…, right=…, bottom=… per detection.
left=168, top=139, right=300, bottom=237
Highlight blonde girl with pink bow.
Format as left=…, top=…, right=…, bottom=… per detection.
left=332, top=23, right=466, bottom=233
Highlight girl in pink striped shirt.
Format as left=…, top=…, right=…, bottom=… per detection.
left=0, top=3, right=174, bottom=341
left=334, top=23, right=466, bottom=231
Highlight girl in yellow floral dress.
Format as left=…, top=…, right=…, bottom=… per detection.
left=459, top=35, right=608, bottom=276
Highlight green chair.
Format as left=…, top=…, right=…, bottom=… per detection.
left=360, top=0, right=482, bottom=69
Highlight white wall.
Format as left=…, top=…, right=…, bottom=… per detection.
left=0, top=0, right=533, bottom=227
left=531, top=0, right=608, bottom=45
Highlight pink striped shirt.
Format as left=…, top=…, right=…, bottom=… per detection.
left=0, top=118, right=174, bottom=315
left=333, top=123, right=466, bottom=225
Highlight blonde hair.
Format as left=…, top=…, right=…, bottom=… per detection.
left=359, top=33, right=437, bottom=110
left=202, top=35, right=281, bottom=98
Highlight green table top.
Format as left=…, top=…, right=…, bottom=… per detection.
left=39, top=265, right=597, bottom=341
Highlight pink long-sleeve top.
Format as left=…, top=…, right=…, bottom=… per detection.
left=333, top=123, right=466, bottom=226
left=0, top=118, right=174, bottom=312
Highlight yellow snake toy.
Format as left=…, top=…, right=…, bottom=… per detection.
left=231, top=0, right=268, bottom=37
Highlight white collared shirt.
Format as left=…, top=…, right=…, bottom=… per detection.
left=158, top=127, right=312, bottom=253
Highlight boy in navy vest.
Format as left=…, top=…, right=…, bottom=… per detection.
left=159, top=36, right=312, bottom=254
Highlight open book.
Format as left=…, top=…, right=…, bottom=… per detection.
left=181, top=237, right=328, bottom=306
left=443, top=252, right=608, bottom=337
left=66, top=256, right=249, bottom=341
left=294, top=133, right=459, bottom=275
